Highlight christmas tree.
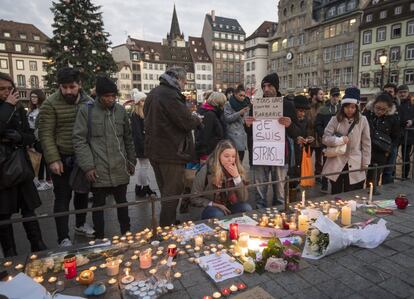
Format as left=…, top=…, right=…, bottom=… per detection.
left=45, top=0, right=117, bottom=92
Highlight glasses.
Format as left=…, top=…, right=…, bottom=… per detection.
left=374, top=106, right=387, bottom=112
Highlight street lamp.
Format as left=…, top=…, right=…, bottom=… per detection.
left=379, top=52, right=387, bottom=90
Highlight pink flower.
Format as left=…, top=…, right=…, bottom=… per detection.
left=283, top=248, right=300, bottom=258
left=287, top=262, right=299, bottom=271
left=282, top=240, right=291, bottom=246
left=264, top=257, right=287, bottom=273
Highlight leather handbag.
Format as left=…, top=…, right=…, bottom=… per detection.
left=323, top=121, right=356, bottom=158
left=0, top=147, right=34, bottom=189
left=372, top=130, right=392, bottom=152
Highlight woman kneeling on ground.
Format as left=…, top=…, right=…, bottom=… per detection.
left=191, top=139, right=252, bottom=219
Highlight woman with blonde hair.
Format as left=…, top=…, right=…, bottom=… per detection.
left=130, top=89, right=156, bottom=197
left=195, top=91, right=227, bottom=163
left=191, top=140, right=252, bottom=219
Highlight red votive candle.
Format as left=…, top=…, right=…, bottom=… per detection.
left=167, top=244, right=177, bottom=257
left=229, top=223, right=239, bottom=240
left=237, top=282, right=247, bottom=290
left=203, top=297, right=213, bottom=299
left=221, top=288, right=231, bottom=296
left=64, top=254, right=77, bottom=279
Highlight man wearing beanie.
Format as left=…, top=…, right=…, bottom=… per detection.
left=251, top=73, right=301, bottom=208
left=73, top=76, right=136, bottom=240
left=398, top=84, right=414, bottom=179
left=38, top=67, right=95, bottom=247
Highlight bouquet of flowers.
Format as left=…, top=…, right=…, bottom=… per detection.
left=302, top=210, right=390, bottom=260
left=245, top=238, right=301, bottom=274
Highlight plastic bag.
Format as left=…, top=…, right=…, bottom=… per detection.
left=300, top=146, right=315, bottom=187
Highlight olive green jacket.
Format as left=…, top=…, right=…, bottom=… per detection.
left=72, top=99, right=136, bottom=188
left=38, top=90, right=92, bottom=164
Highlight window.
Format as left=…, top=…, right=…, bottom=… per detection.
left=380, top=10, right=387, bottom=19
left=3, top=32, right=10, bottom=38
left=329, top=25, right=336, bottom=37
left=338, top=3, right=346, bottom=14
left=282, top=39, right=287, bottom=49
left=333, top=69, right=341, bottom=85
left=406, top=44, right=414, bottom=60
left=390, top=47, right=400, bottom=62
left=391, top=24, right=401, bottom=39
left=343, top=67, right=353, bottom=85
left=29, top=61, right=37, bottom=71
left=33, top=35, right=40, bottom=41
left=334, top=44, right=342, bottom=61
left=251, top=62, right=255, bottom=71
left=41, top=47, right=47, bottom=54
left=16, top=75, right=25, bottom=87
left=215, top=52, right=220, bottom=59
left=407, top=21, right=414, bottom=36
left=363, top=30, right=372, bottom=44
left=344, top=42, right=354, bottom=58
left=214, top=32, right=219, bottom=38
left=222, top=53, right=227, bottom=60
left=0, top=59, right=7, bottom=69
left=376, top=27, right=386, bottom=41
left=395, top=6, right=402, bottom=15
left=411, top=3, right=414, bottom=11
left=347, top=0, right=356, bottom=10
left=405, top=69, right=414, bottom=84
left=327, top=6, right=336, bottom=18
left=389, top=71, right=399, bottom=85
left=143, top=62, right=147, bottom=69
left=246, top=62, right=250, bottom=72
left=42, top=62, right=48, bottom=71
left=362, top=52, right=371, bottom=66
left=361, top=73, right=370, bottom=88
left=366, top=14, right=373, bottom=22
left=16, top=60, right=24, bottom=70
left=19, top=34, right=26, bottom=39
left=272, top=41, right=278, bottom=52
left=323, top=71, right=330, bottom=87
left=298, top=34, right=304, bottom=45
left=323, top=47, right=331, bottom=62
left=288, top=36, right=294, bottom=48
left=0, top=43, right=5, bottom=50
left=374, top=49, right=385, bottom=64
left=220, top=42, right=225, bottom=50
left=30, top=75, right=39, bottom=88
left=148, top=63, right=152, bottom=70
left=15, top=44, right=21, bottom=52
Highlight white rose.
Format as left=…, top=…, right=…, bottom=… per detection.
left=310, top=235, right=318, bottom=243
left=310, top=244, right=319, bottom=252
left=311, top=229, right=320, bottom=237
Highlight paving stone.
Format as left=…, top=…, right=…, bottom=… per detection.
left=387, top=253, right=414, bottom=268
left=164, top=289, right=191, bottom=299
left=336, top=254, right=365, bottom=270
left=240, top=272, right=271, bottom=288
left=261, top=279, right=290, bottom=298
left=352, top=249, right=382, bottom=263
left=179, top=270, right=212, bottom=288
left=387, top=229, right=403, bottom=240
left=315, top=279, right=354, bottom=299
left=359, top=285, right=398, bottom=299
left=383, top=238, right=412, bottom=252
left=318, top=260, right=354, bottom=279
left=289, top=286, right=325, bottom=299
left=389, top=223, right=414, bottom=234
left=397, top=270, right=414, bottom=287
left=351, top=264, right=391, bottom=284
left=395, top=235, right=414, bottom=247
left=344, top=294, right=365, bottom=299
left=379, top=277, right=414, bottom=298
left=174, top=259, right=199, bottom=273
left=367, top=245, right=397, bottom=257
left=297, top=267, right=331, bottom=285
left=373, top=258, right=410, bottom=276
left=385, top=215, right=408, bottom=224
left=270, top=272, right=311, bottom=294
left=340, top=271, right=374, bottom=292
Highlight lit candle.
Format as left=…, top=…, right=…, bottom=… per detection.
left=219, top=231, right=228, bottom=243
left=298, top=214, right=309, bottom=232
left=139, top=249, right=152, bottom=269
left=14, top=263, right=24, bottom=270
left=260, top=215, right=269, bottom=226
left=194, top=235, right=203, bottom=247
left=289, top=222, right=297, bottom=230
left=34, top=276, right=44, bottom=283
left=108, top=278, right=117, bottom=285
left=323, top=203, right=330, bottom=214
left=30, top=254, right=37, bottom=260
left=173, top=272, right=182, bottom=278
left=341, top=205, right=352, bottom=226
left=63, top=254, right=77, bottom=279
left=221, top=288, right=231, bottom=296
left=89, top=266, right=97, bottom=271
left=238, top=232, right=249, bottom=248
left=229, top=223, right=239, bottom=240
left=328, top=208, right=339, bottom=221
left=301, top=190, right=306, bottom=207
left=149, top=268, right=157, bottom=275
left=369, top=182, right=373, bottom=204
left=106, top=259, right=120, bottom=276
left=167, top=244, right=177, bottom=257
left=48, top=276, right=57, bottom=283
left=237, top=283, right=247, bottom=290
left=274, top=214, right=283, bottom=228
left=3, top=261, right=12, bottom=267
left=213, top=291, right=222, bottom=298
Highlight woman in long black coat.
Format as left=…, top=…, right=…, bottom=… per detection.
left=0, top=73, right=46, bottom=257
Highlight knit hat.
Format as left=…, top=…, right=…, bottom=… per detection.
left=131, top=88, right=146, bottom=103
left=294, top=95, right=310, bottom=109
left=96, top=76, right=118, bottom=96
left=330, top=87, right=340, bottom=97
left=261, top=73, right=279, bottom=92
left=397, top=84, right=409, bottom=92
left=341, top=87, right=360, bottom=105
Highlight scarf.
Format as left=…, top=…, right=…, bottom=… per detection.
left=201, top=102, right=216, bottom=111
left=160, top=73, right=181, bottom=91
left=213, top=168, right=239, bottom=206
left=229, top=95, right=250, bottom=112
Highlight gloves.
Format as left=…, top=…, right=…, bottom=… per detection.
left=3, top=129, right=22, bottom=143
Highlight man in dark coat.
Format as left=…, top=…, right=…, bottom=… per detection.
left=0, top=72, right=46, bottom=256
left=398, top=84, right=414, bottom=178
left=144, top=67, right=202, bottom=226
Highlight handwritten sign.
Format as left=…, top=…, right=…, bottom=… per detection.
left=217, top=216, right=258, bottom=230
left=199, top=253, right=244, bottom=283
left=172, top=223, right=213, bottom=241
left=252, top=97, right=283, bottom=119
left=252, top=119, right=285, bottom=166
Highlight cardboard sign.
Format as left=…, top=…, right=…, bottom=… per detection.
left=252, top=97, right=283, bottom=119
left=252, top=119, right=285, bottom=166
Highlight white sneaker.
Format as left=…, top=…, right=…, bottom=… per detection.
left=75, top=223, right=95, bottom=238
left=37, top=182, right=52, bottom=191
left=59, top=238, right=73, bottom=247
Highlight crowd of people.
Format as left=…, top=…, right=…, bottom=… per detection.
left=0, top=66, right=412, bottom=257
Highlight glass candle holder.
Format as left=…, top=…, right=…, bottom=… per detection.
left=64, top=254, right=76, bottom=279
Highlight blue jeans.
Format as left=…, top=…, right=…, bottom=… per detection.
left=382, top=145, right=398, bottom=184
left=201, top=202, right=252, bottom=220
left=252, top=165, right=288, bottom=208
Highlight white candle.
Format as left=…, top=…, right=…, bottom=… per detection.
left=328, top=208, right=339, bottom=221
left=106, top=260, right=120, bottom=276
left=348, top=200, right=357, bottom=212
left=369, top=183, right=373, bottom=203
left=298, top=214, right=309, bottom=232
left=341, top=206, right=352, bottom=226
left=238, top=232, right=249, bottom=248
left=301, top=190, right=305, bottom=207
left=194, top=234, right=203, bottom=247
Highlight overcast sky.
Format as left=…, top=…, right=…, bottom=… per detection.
left=0, top=0, right=277, bottom=46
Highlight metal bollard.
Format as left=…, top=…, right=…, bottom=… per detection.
left=403, top=129, right=408, bottom=181
left=372, top=163, right=381, bottom=195
left=284, top=176, right=290, bottom=212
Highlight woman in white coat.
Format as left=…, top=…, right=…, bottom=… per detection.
left=322, top=87, right=371, bottom=194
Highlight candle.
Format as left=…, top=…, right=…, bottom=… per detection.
left=78, top=270, right=94, bottom=285
left=106, top=259, right=120, bottom=276
left=260, top=215, right=269, bottom=226
left=30, top=254, right=37, bottom=260
left=229, top=284, right=238, bottom=292
left=108, top=278, right=117, bottom=285
left=14, top=263, right=24, bottom=270
left=274, top=214, right=283, bottom=228
left=194, top=235, right=203, bottom=247
left=328, top=208, right=339, bottom=221
left=221, top=288, right=231, bottom=296
left=203, top=297, right=213, bottom=299
left=63, top=254, right=77, bottom=279
left=323, top=203, right=330, bottom=214
left=149, top=268, right=157, bottom=275
left=348, top=200, right=357, bottom=212
left=301, top=190, right=306, bottom=207
left=341, top=206, right=352, bottom=226
left=219, top=231, right=228, bottom=243
left=369, top=183, right=373, bottom=204
left=289, top=222, right=297, bottom=230
left=89, top=266, right=97, bottom=271
left=238, top=232, right=249, bottom=248
left=237, top=283, right=247, bottom=290
left=139, top=249, right=152, bottom=269
left=213, top=292, right=222, bottom=298
left=173, top=272, right=182, bottom=278
left=34, top=276, right=44, bottom=283
left=298, top=214, right=309, bottom=232
left=3, top=261, right=12, bottom=267
left=229, top=223, right=239, bottom=240
left=48, top=276, right=57, bottom=283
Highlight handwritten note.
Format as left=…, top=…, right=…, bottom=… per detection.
left=217, top=216, right=258, bottom=230
left=252, top=97, right=283, bottom=119
left=252, top=119, right=285, bottom=166
left=199, top=253, right=244, bottom=283
left=172, top=223, right=214, bottom=241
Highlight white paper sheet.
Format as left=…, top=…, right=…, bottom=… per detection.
left=199, top=253, right=244, bottom=283
left=172, top=223, right=214, bottom=241
left=217, top=216, right=258, bottom=230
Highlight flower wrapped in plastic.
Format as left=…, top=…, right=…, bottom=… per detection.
left=302, top=210, right=390, bottom=260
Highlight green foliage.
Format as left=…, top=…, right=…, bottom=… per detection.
left=45, top=0, right=117, bottom=92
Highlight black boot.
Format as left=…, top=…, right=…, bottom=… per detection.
left=142, top=185, right=156, bottom=196
left=0, top=224, right=17, bottom=257
left=23, top=220, right=47, bottom=252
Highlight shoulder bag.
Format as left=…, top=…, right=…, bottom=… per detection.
left=323, top=121, right=356, bottom=158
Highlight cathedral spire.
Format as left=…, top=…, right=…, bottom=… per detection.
left=169, top=4, right=182, bottom=40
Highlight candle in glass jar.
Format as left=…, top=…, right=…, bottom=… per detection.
left=274, top=214, right=283, bottom=228
left=106, top=259, right=120, bottom=276
left=229, top=223, right=239, bottom=240
left=328, top=208, right=339, bottom=221
left=260, top=215, right=269, bottom=226
left=301, top=190, right=305, bottom=207
left=238, top=232, right=249, bottom=248
left=194, top=235, right=203, bottom=247
left=219, top=231, right=227, bottom=243
left=167, top=244, right=177, bottom=257
left=63, top=254, right=77, bottom=279
left=289, top=222, right=297, bottom=230
left=298, top=214, right=309, bottom=232
left=369, top=182, right=373, bottom=204
left=139, top=249, right=152, bottom=269
left=341, top=206, right=351, bottom=226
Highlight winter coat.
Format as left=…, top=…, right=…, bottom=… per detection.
left=398, top=98, right=414, bottom=145
left=195, top=104, right=224, bottom=158
left=38, top=90, right=92, bottom=164
left=73, top=99, right=136, bottom=188
left=223, top=100, right=247, bottom=151
left=0, top=101, right=41, bottom=214
left=191, top=164, right=247, bottom=207
left=143, top=78, right=201, bottom=164
left=363, top=101, right=400, bottom=165
left=308, top=100, right=324, bottom=147
left=315, top=101, right=340, bottom=141
left=130, top=113, right=145, bottom=158
left=322, top=114, right=371, bottom=184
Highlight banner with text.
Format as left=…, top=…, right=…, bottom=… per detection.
left=252, top=97, right=285, bottom=166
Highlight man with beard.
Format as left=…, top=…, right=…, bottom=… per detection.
left=38, top=67, right=95, bottom=247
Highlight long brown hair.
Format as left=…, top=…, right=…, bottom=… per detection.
left=336, top=103, right=360, bottom=123
left=208, top=140, right=246, bottom=187
left=29, top=89, right=46, bottom=112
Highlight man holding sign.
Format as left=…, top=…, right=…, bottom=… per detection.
left=247, top=73, right=301, bottom=208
